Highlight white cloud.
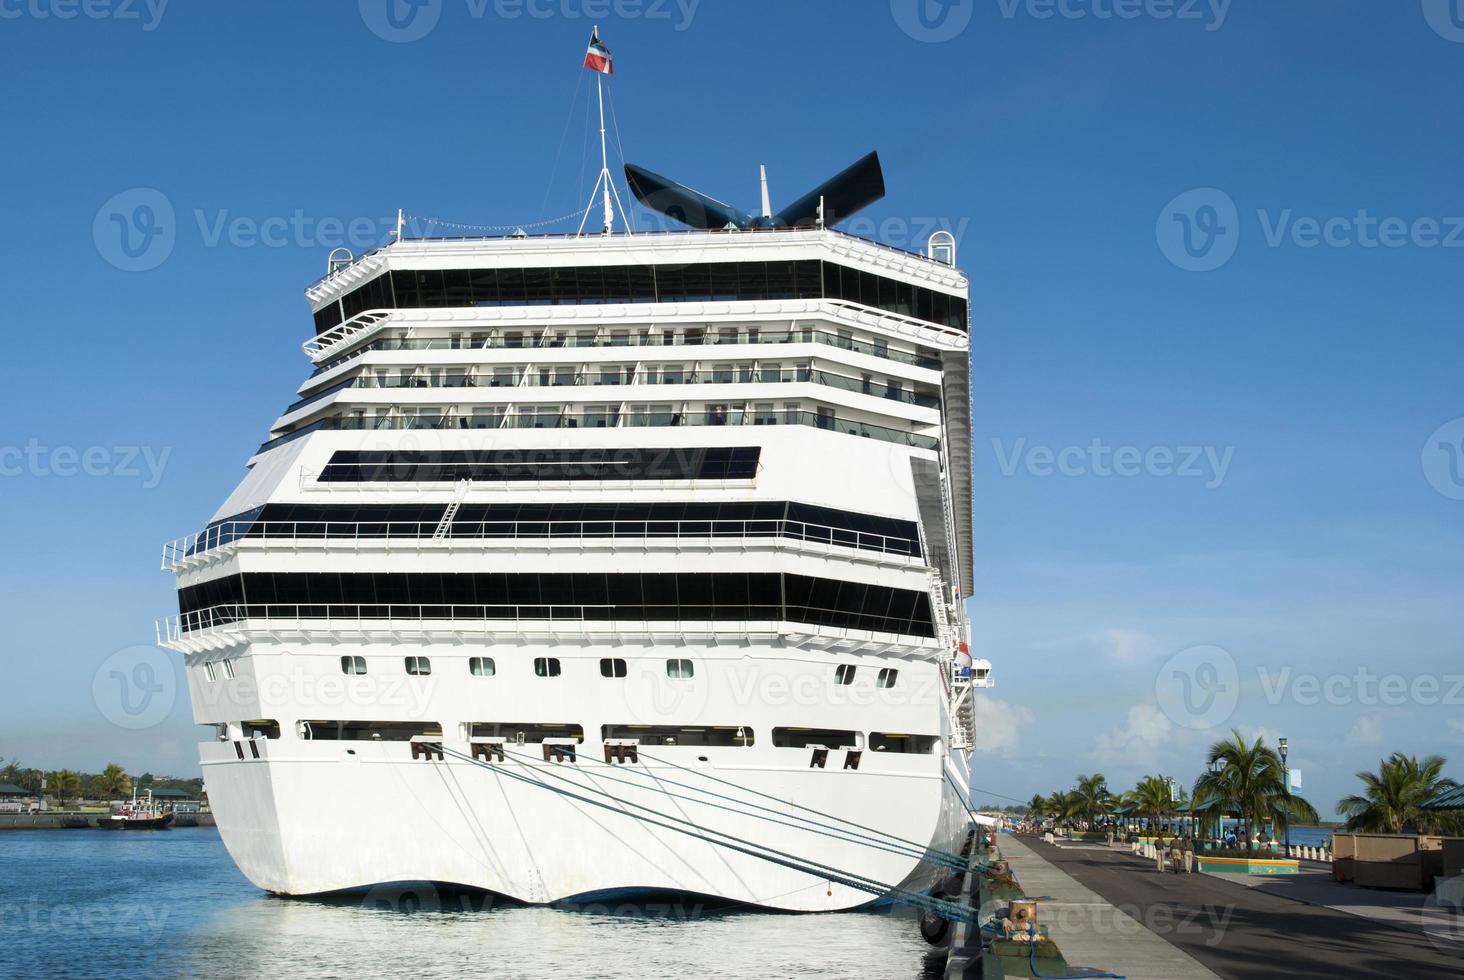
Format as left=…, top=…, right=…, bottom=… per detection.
left=972, top=698, right=1036, bottom=755
left=1100, top=628, right=1150, bottom=663
left=1093, top=703, right=1174, bottom=766
left=1348, top=714, right=1384, bottom=746
left=1448, top=719, right=1464, bottom=739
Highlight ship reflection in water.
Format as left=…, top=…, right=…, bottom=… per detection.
left=4, top=828, right=947, bottom=979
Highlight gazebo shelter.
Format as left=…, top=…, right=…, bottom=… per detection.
left=1422, top=785, right=1464, bottom=814
left=0, top=783, right=30, bottom=799
left=144, top=787, right=201, bottom=809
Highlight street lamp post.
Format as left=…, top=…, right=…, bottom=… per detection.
left=1279, top=737, right=1290, bottom=857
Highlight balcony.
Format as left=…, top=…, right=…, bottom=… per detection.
left=156, top=602, right=942, bottom=658
left=161, top=516, right=924, bottom=571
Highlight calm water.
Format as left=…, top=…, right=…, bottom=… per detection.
left=0, top=828, right=946, bottom=979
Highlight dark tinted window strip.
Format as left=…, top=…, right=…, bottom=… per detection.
left=176, top=572, right=934, bottom=638
left=211, top=501, right=920, bottom=557
left=317, top=447, right=760, bottom=483
left=315, top=261, right=967, bottom=336
left=283, top=377, right=355, bottom=415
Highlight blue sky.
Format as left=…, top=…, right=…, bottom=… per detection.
left=1, top=1, right=1462, bottom=817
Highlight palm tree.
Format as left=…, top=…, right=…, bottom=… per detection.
left=47, top=770, right=82, bottom=803
left=1072, top=773, right=1115, bottom=829
left=1126, top=775, right=1176, bottom=825
left=1192, top=730, right=1318, bottom=846
left=1337, top=753, right=1459, bottom=835
left=1026, top=794, right=1050, bottom=822
left=96, top=764, right=132, bottom=801
left=0, top=758, right=23, bottom=784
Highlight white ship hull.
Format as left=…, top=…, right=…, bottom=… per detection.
left=162, top=222, right=987, bottom=912
left=201, top=728, right=970, bottom=908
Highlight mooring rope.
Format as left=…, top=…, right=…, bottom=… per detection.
left=433, top=744, right=975, bottom=923
left=637, top=749, right=970, bottom=869
left=496, top=745, right=966, bottom=871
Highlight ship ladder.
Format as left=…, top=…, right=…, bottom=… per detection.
left=432, top=480, right=471, bottom=540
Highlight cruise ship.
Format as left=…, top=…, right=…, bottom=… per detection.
left=158, top=105, right=990, bottom=910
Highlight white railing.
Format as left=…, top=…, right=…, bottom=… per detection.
left=156, top=603, right=938, bottom=646
left=161, top=518, right=924, bottom=569
left=302, top=310, right=396, bottom=360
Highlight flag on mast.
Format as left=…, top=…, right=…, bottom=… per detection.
left=583, top=28, right=613, bottom=75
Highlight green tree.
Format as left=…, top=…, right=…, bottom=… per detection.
left=1337, top=753, right=1459, bottom=835
left=1072, top=773, right=1116, bottom=828
left=1192, top=730, right=1318, bottom=845
left=1125, top=775, right=1177, bottom=825
left=96, top=764, right=132, bottom=801
left=47, top=770, right=82, bottom=802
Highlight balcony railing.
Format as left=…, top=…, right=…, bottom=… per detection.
left=310, top=326, right=943, bottom=377
left=305, top=365, right=940, bottom=408
left=161, top=517, right=923, bottom=568
left=159, top=602, right=935, bottom=643
left=262, top=409, right=937, bottom=454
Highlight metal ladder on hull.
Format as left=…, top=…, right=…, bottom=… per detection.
left=432, top=480, right=470, bottom=540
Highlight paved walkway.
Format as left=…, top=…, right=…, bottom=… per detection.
left=1018, top=835, right=1464, bottom=979
left=1212, top=868, right=1462, bottom=943
left=1000, top=834, right=1221, bottom=980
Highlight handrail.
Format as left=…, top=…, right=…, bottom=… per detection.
left=304, top=225, right=959, bottom=295
left=308, top=323, right=944, bottom=377
left=160, top=602, right=934, bottom=641
left=161, top=517, right=923, bottom=568
left=299, top=365, right=939, bottom=407
left=261, top=409, right=938, bottom=455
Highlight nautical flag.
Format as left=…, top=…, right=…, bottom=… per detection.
left=583, top=29, right=613, bottom=75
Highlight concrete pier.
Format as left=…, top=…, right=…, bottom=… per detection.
left=1001, top=835, right=1221, bottom=980
left=0, top=811, right=215, bottom=830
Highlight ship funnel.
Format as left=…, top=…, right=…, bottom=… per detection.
left=624, top=151, right=886, bottom=231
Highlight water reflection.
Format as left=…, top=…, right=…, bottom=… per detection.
left=182, top=889, right=947, bottom=979
left=0, top=830, right=947, bottom=979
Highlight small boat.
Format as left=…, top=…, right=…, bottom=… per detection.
left=96, top=789, right=174, bottom=831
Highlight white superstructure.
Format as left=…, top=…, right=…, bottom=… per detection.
left=160, top=203, right=990, bottom=910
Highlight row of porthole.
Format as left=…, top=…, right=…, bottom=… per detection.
left=337, top=657, right=898, bottom=687
left=340, top=656, right=697, bottom=679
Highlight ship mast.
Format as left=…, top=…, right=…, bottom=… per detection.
left=577, top=26, right=631, bottom=238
